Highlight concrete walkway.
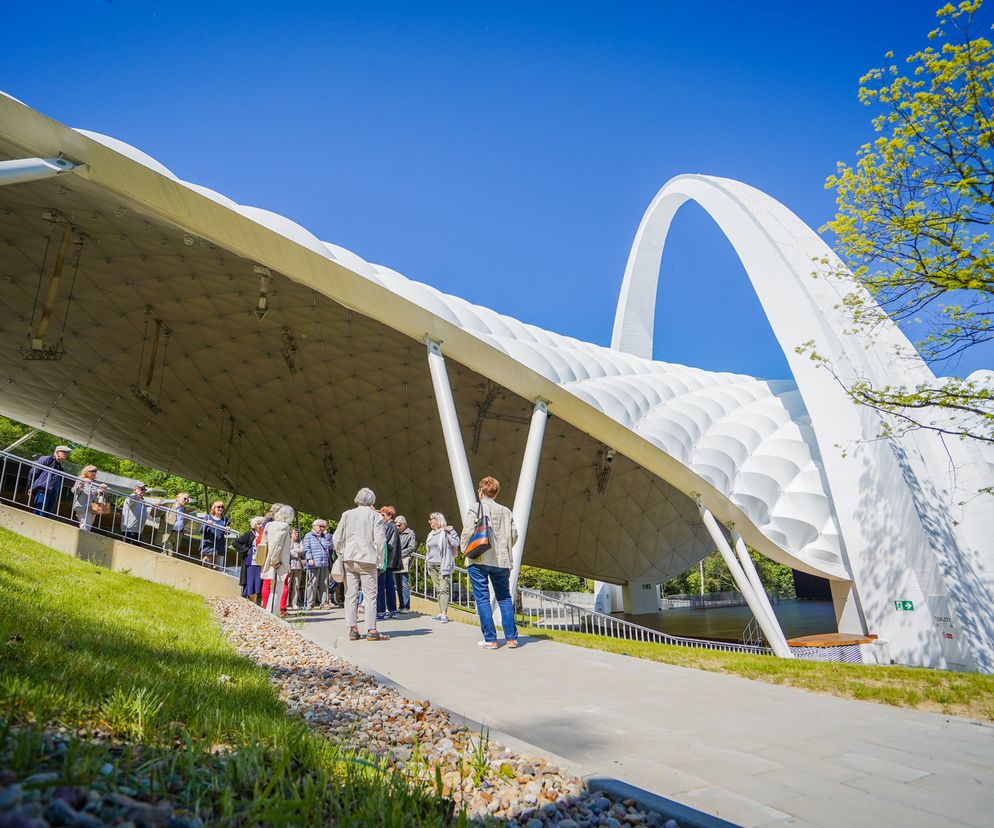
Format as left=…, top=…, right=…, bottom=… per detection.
left=297, top=608, right=994, bottom=828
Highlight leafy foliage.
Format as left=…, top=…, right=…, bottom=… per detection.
left=517, top=566, right=592, bottom=592
left=0, top=415, right=324, bottom=531
left=823, top=0, right=994, bottom=445
left=662, top=549, right=796, bottom=598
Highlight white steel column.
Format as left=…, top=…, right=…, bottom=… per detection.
left=697, top=501, right=792, bottom=659
left=509, top=400, right=548, bottom=596
left=0, top=157, right=78, bottom=187
left=494, top=399, right=548, bottom=629
left=426, top=339, right=476, bottom=518
left=731, top=527, right=792, bottom=657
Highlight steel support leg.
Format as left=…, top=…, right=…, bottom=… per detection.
left=698, top=502, right=792, bottom=658
left=0, top=157, right=78, bottom=187
left=493, top=399, right=548, bottom=629
left=426, top=339, right=476, bottom=519
left=509, top=400, right=548, bottom=596
left=731, top=528, right=793, bottom=657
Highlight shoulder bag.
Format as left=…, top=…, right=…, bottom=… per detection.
left=331, top=555, right=345, bottom=584
left=90, top=488, right=110, bottom=515
left=463, top=501, right=493, bottom=560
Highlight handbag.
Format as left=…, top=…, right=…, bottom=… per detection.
left=463, top=501, right=493, bottom=560
left=90, top=501, right=110, bottom=515
left=331, top=556, right=345, bottom=584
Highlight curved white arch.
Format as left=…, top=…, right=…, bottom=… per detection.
left=611, top=175, right=994, bottom=673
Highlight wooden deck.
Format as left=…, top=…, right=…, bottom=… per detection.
left=787, top=632, right=877, bottom=647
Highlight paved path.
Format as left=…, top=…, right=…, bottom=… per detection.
left=297, top=608, right=994, bottom=828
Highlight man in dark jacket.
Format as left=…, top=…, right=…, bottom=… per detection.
left=29, top=445, right=70, bottom=517
left=376, top=505, right=402, bottom=619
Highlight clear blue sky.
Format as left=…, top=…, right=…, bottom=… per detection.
left=3, top=1, right=989, bottom=380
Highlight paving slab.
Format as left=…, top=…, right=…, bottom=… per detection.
left=295, top=608, right=994, bottom=827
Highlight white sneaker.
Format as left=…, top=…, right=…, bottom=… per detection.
left=437, top=615, right=449, bottom=623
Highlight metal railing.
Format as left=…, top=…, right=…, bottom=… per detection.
left=662, top=589, right=781, bottom=610
left=740, top=616, right=767, bottom=647
left=407, top=552, right=773, bottom=656
left=518, top=587, right=773, bottom=655
left=0, top=449, right=240, bottom=576
left=408, top=551, right=478, bottom=612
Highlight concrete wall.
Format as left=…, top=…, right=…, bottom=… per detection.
left=0, top=504, right=241, bottom=600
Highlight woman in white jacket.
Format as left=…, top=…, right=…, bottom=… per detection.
left=461, top=476, right=519, bottom=649
left=260, top=503, right=295, bottom=617
left=333, top=488, right=389, bottom=641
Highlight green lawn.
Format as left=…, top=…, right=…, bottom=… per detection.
left=518, top=625, right=994, bottom=721
left=0, top=527, right=455, bottom=826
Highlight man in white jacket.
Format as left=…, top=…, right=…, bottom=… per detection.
left=333, top=488, right=388, bottom=641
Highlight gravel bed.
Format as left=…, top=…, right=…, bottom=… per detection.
left=212, top=598, right=678, bottom=827
left=0, top=743, right=207, bottom=828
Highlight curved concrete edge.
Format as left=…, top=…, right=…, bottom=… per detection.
left=287, top=608, right=738, bottom=828
left=584, top=776, right=740, bottom=828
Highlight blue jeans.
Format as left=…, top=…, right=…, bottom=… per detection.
left=468, top=564, right=518, bottom=643
left=376, top=570, right=397, bottom=614
left=394, top=571, right=410, bottom=610
left=32, top=487, right=60, bottom=517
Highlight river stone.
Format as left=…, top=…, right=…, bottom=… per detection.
left=22, top=772, right=59, bottom=787
left=0, top=785, right=23, bottom=809
left=43, top=798, right=78, bottom=827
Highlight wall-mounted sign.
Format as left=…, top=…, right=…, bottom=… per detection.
left=894, top=600, right=915, bottom=611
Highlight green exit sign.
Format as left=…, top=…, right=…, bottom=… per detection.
left=894, top=600, right=915, bottom=611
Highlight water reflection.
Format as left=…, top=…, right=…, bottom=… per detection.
left=623, top=599, right=837, bottom=642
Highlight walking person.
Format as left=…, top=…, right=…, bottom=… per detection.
left=394, top=515, right=416, bottom=612
left=71, top=465, right=107, bottom=531
left=376, top=505, right=402, bottom=620
left=333, top=488, right=388, bottom=641
left=461, top=476, right=519, bottom=649
left=288, top=527, right=307, bottom=611
left=120, top=483, right=150, bottom=544
left=200, top=500, right=230, bottom=569
left=303, top=519, right=332, bottom=609
left=259, top=503, right=295, bottom=618
left=29, top=445, right=70, bottom=517
left=160, top=492, right=191, bottom=556
left=425, top=512, right=459, bottom=623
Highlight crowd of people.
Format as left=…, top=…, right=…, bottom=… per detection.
left=25, top=445, right=522, bottom=648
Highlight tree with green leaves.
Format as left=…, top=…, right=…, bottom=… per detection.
left=823, top=0, right=993, bottom=446
left=517, top=566, right=591, bottom=593
left=662, top=550, right=796, bottom=598
left=0, top=415, right=324, bottom=532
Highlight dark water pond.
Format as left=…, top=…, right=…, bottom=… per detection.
left=623, top=599, right=837, bottom=642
